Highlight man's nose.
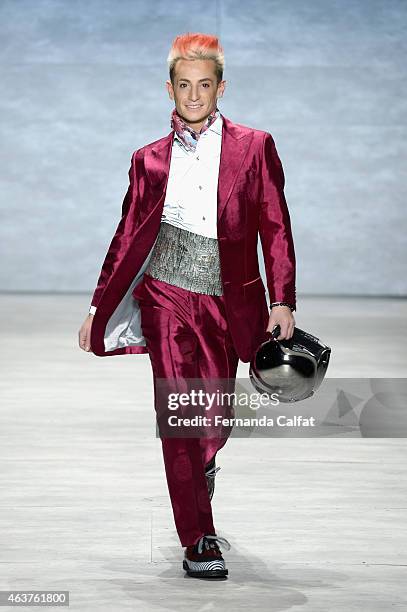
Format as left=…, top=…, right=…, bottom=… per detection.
left=189, top=88, right=200, bottom=101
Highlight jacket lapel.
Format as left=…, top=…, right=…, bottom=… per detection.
left=143, top=113, right=253, bottom=222
left=217, top=114, right=253, bottom=221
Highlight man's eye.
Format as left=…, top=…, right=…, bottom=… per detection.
left=178, top=83, right=210, bottom=88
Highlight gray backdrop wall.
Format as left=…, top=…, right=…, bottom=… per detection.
left=1, top=0, right=406, bottom=297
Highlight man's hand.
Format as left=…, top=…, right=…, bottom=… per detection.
left=78, top=314, right=94, bottom=352
left=266, top=305, right=295, bottom=340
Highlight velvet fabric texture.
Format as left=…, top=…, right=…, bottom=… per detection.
left=89, top=113, right=296, bottom=362
left=133, top=272, right=239, bottom=546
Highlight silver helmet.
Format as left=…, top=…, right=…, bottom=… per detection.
left=249, top=325, right=331, bottom=403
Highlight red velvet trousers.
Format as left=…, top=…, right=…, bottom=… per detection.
left=132, top=272, right=239, bottom=547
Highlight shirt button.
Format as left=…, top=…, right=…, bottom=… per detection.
left=202, top=216, right=206, bottom=220
left=198, top=185, right=202, bottom=190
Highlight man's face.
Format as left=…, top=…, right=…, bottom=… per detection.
left=166, top=59, right=226, bottom=132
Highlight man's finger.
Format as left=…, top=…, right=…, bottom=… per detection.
left=286, top=321, right=295, bottom=339
left=79, top=330, right=87, bottom=350
left=278, top=327, right=289, bottom=340
left=276, top=322, right=292, bottom=340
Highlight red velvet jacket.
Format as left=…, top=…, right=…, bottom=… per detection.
left=89, top=113, right=296, bottom=363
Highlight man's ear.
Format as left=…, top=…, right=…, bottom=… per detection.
left=217, top=80, right=226, bottom=98
left=166, top=80, right=174, bottom=100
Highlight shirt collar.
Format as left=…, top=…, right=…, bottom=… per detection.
left=174, top=112, right=223, bottom=145
left=208, top=112, right=223, bottom=135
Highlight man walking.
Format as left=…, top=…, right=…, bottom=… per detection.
left=79, top=32, right=296, bottom=578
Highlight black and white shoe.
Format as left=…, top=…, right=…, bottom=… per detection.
left=183, top=535, right=231, bottom=578
left=205, top=457, right=221, bottom=501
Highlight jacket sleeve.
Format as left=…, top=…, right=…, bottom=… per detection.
left=89, top=150, right=140, bottom=310
left=258, top=132, right=297, bottom=311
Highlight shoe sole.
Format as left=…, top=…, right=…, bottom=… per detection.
left=183, top=560, right=228, bottom=578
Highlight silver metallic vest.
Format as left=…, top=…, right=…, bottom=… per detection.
left=145, top=221, right=223, bottom=295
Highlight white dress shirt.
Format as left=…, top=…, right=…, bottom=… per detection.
left=160, top=112, right=222, bottom=239
left=89, top=114, right=223, bottom=315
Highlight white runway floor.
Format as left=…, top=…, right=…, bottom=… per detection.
left=1, top=294, right=406, bottom=611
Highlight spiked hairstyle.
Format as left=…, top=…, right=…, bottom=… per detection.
left=167, top=32, right=225, bottom=85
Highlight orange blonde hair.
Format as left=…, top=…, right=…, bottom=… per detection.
left=167, top=32, right=225, bottom=84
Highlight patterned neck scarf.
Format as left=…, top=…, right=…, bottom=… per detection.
left=171, top=105, right=220, bottom=152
